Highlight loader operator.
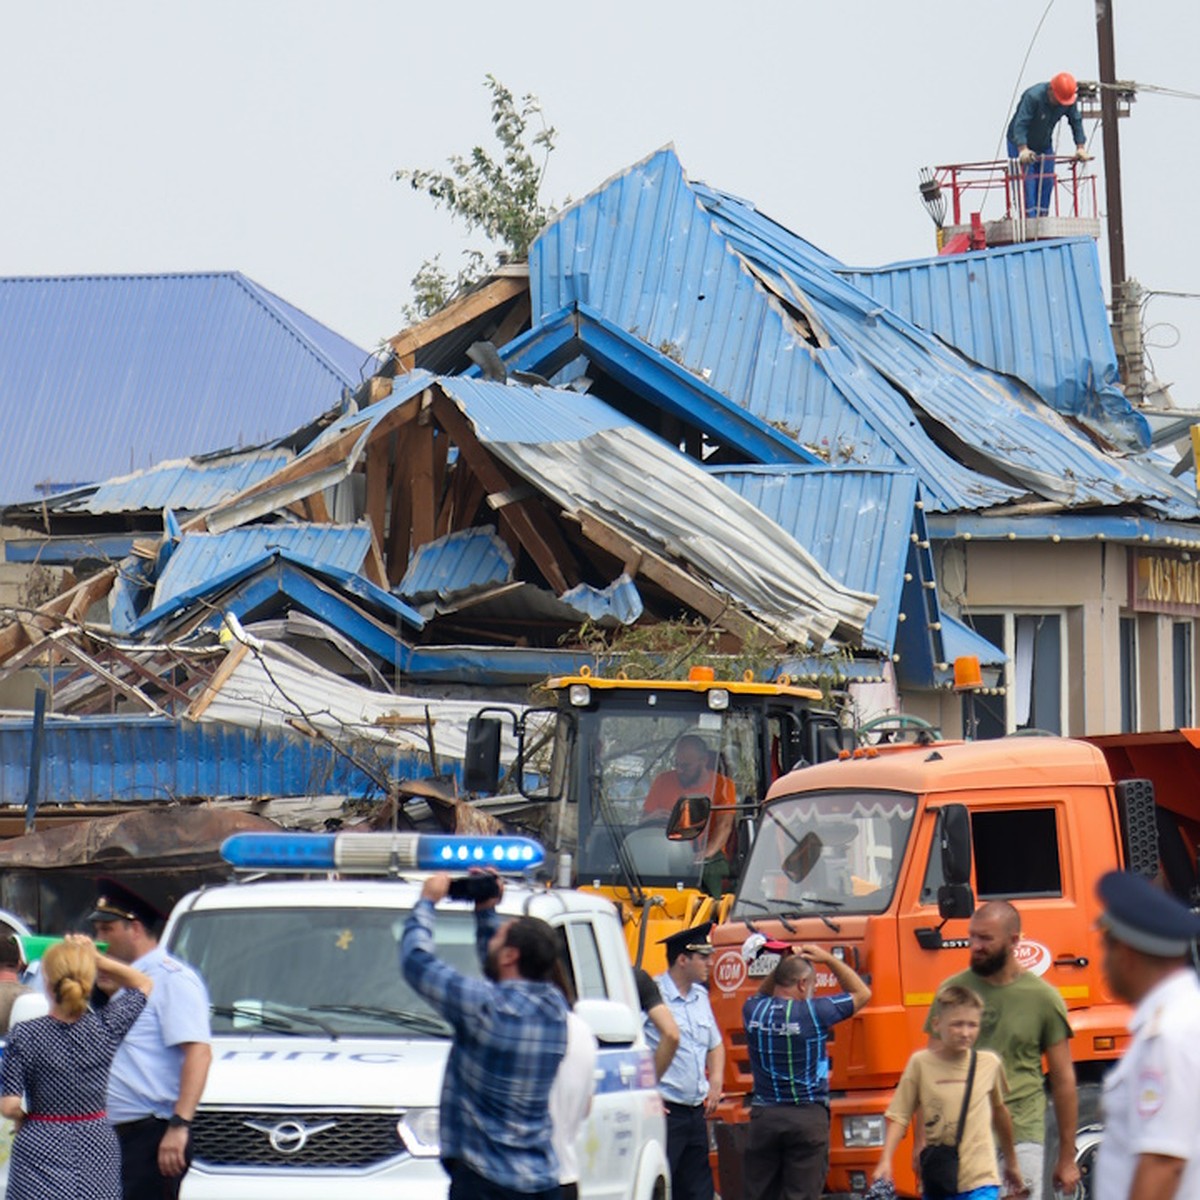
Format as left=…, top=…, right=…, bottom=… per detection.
left=643, top=733, right=736, bottom=895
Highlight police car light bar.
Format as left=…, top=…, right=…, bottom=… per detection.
left=220, top=832, right=545, bottom=875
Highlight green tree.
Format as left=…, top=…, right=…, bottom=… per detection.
left=396, top=75, right=556, bottom=320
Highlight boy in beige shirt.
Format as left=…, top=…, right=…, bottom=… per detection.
left=873, top=985, right=1027, bottom=1200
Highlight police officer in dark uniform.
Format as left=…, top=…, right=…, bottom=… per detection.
left=90, top=880, right=212, bottom=1200
left=643, top=922, right=723, bottom=1200
left=1094, top=870, right=1200, bottom=1200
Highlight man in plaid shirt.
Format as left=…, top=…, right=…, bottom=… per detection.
left=400, top=871, right=569, bottom=1199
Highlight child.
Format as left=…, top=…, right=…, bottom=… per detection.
left=872, top=985, right=1027, bottom=1200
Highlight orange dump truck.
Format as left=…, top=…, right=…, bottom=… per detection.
left=706, top=731, right=1200, bottom=1199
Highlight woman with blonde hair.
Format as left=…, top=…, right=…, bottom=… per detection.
left=0, top=933, right=152, bottom=1199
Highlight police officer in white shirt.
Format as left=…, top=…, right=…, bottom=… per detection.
left=644, top=922, right=724, bottom=1200
left=1095, top=870, right=1200, bottom=1200
left=91, top=881, right=213, bottom=1200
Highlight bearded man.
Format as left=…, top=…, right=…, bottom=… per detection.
left=400, top=871, right=568, bottom=1200
left=924, top=900, right=1079, bottom=1200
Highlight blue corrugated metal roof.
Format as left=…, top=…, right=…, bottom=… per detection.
left=22, top=450, right=294, bottom=516
left=691, top=179, right=1198, bottom=518
left=530, top=149, right=1199, bottom=521
left=837, top=239, right=1148, bottom=453
left=151, top=525, right=374, bottom=612
left=0, top=272, right=376, bottom=504
left=0, top=715, right=430, bottom=805
left=709, top=465, right=917, bottom=654
left=398, top=528, right=515, bottom=602
left=531, top=149, right=1019, bottom=513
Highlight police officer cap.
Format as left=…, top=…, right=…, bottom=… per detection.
left=1097, top=870, right=1200, bottom=957
left=658, top=921, right=714, bottom=958
left=88, top=879, right=165, bottom=928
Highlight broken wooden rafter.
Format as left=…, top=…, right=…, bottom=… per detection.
left=388, top=274, right=528, bottom=365
left=572, top=510, right=776, bottom=647
left=429, top=389, right=580, bottom=594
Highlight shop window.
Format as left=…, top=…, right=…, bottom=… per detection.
left=1174, top=622, right=1194, bottom=728
left=972, top=809, right=1062, bottom=898
left=962, top=612, right=1064, bottom=737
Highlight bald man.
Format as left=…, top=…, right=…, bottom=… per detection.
left=924, top=901, right=1079, bottom=1200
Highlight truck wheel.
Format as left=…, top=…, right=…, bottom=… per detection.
left=1044, top=1081, right=1102, bottom=1200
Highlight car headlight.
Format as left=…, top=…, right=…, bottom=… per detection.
left=842, top=1114, right=885, bottom=1147
left=397, top=1108, right=440, bottom=1157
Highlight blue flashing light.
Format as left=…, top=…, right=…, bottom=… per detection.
left=221, top=832, right=545, bottom=874
left=420, top=836, right=544, bottom=872
left=222, top=833, right=338, bottom=871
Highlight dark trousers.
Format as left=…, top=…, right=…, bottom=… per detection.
left=664, top=1101, right=714, bottom=1200
left=114, top=1117, right=191, bottom=1200
left=446, top=1159, right=561, bottom=1200
left=742, top=1103, right=830, bottom=1200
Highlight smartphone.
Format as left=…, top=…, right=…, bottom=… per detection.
left=447, top=875, right=501, bottom=903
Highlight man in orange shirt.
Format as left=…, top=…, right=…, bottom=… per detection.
left=643, top=734, right=736, bottom=895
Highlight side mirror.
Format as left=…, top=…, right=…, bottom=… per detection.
left=937, top=884, right=975, bottom=920
left=574, top=998, right=640, bottom=1046
left=782, top=831, right=824, bottom=884
left=464, top=717, right=501, bottom=794
left=666, top=794, right=711, bottom=841
left=939, top=803, right=972, bottom=887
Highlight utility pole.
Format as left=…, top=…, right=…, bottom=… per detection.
left=1095, top=0, right=1125, bottom=291
left=1094, top=0, right=1145, bottom=397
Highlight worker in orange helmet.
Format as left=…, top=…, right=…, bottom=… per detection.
left=1006, top=72, right=1092, bottom=217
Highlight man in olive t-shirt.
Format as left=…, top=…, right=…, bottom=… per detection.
left=925, top=901, right=1079, bottom=1200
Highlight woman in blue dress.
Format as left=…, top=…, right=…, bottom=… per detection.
left=0, top=935, right=152, bottom=1199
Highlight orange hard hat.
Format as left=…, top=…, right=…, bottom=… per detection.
left=1051, top=72, right=1077, bottom=105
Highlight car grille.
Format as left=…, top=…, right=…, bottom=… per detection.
left=192, top=1109, right=406, bottom=1169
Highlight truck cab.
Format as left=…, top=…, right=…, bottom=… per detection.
left=708, top=737, right=1140, bottom=1198
left=472, top=666, right=848, bottom=972
left=157, top=835, right=669, bottom=1200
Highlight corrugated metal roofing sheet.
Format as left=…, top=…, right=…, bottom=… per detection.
left=691, top=178, right=1198, bottom=518
left=708, top=466, right=918, bottom=653
left=17, top=450, right=294, bottom=516
left=530, top=148, right=1199, bottom=521
left=0, top=272, right=375, bottom=504
left=398, top=528, right=515, bottom=602
left=837, top=239, right=1149, bottom=453
left=151, top=525, right=374, bottom=612
left=530, top=149, right=1019, bottom=513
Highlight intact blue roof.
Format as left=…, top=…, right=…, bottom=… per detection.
left=838, top=239, right=1149, bottom=453
left=709, top=465, right=918, bottom=653
left=21, top=450, right=294, bottom=516
left=151, top=525, right=375, bottom=612
left=0, top=272, right=376, bottom=504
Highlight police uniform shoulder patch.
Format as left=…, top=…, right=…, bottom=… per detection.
left=1136, top=1068, right=1165, bottom=1118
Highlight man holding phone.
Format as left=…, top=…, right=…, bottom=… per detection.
left=400, top=870, right=569, bottom=1200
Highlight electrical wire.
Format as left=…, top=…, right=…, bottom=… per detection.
left=994, top=0, right=1059, bottom=163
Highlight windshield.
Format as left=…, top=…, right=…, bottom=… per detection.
left=575, top=705, right=765, bottom=888
left=733, top=790, right=916, bottom=918
left=169, top=906, right=478, bottom=1038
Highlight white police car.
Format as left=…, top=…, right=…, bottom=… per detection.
left=162, top=832, right=670, bottom=1200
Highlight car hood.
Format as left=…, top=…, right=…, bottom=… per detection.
left=203, top=1035, right=449, bottom=1108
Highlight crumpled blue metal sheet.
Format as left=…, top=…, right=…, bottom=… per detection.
left=709, top=466, right=918, bottom=653
left=838, top=239, right=1150, bottom=454
left=398, top=527, right=515, bottom=603
left=558, top=573, right=644, bottom=625
left=150, top=525, right=374, bottom=614
left=530, top=148, right=1019, bottom=513
left=694, top=178, right=1197, bottom=517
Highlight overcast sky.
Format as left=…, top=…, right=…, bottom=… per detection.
left=3, top=1, right=1197, bottom=408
